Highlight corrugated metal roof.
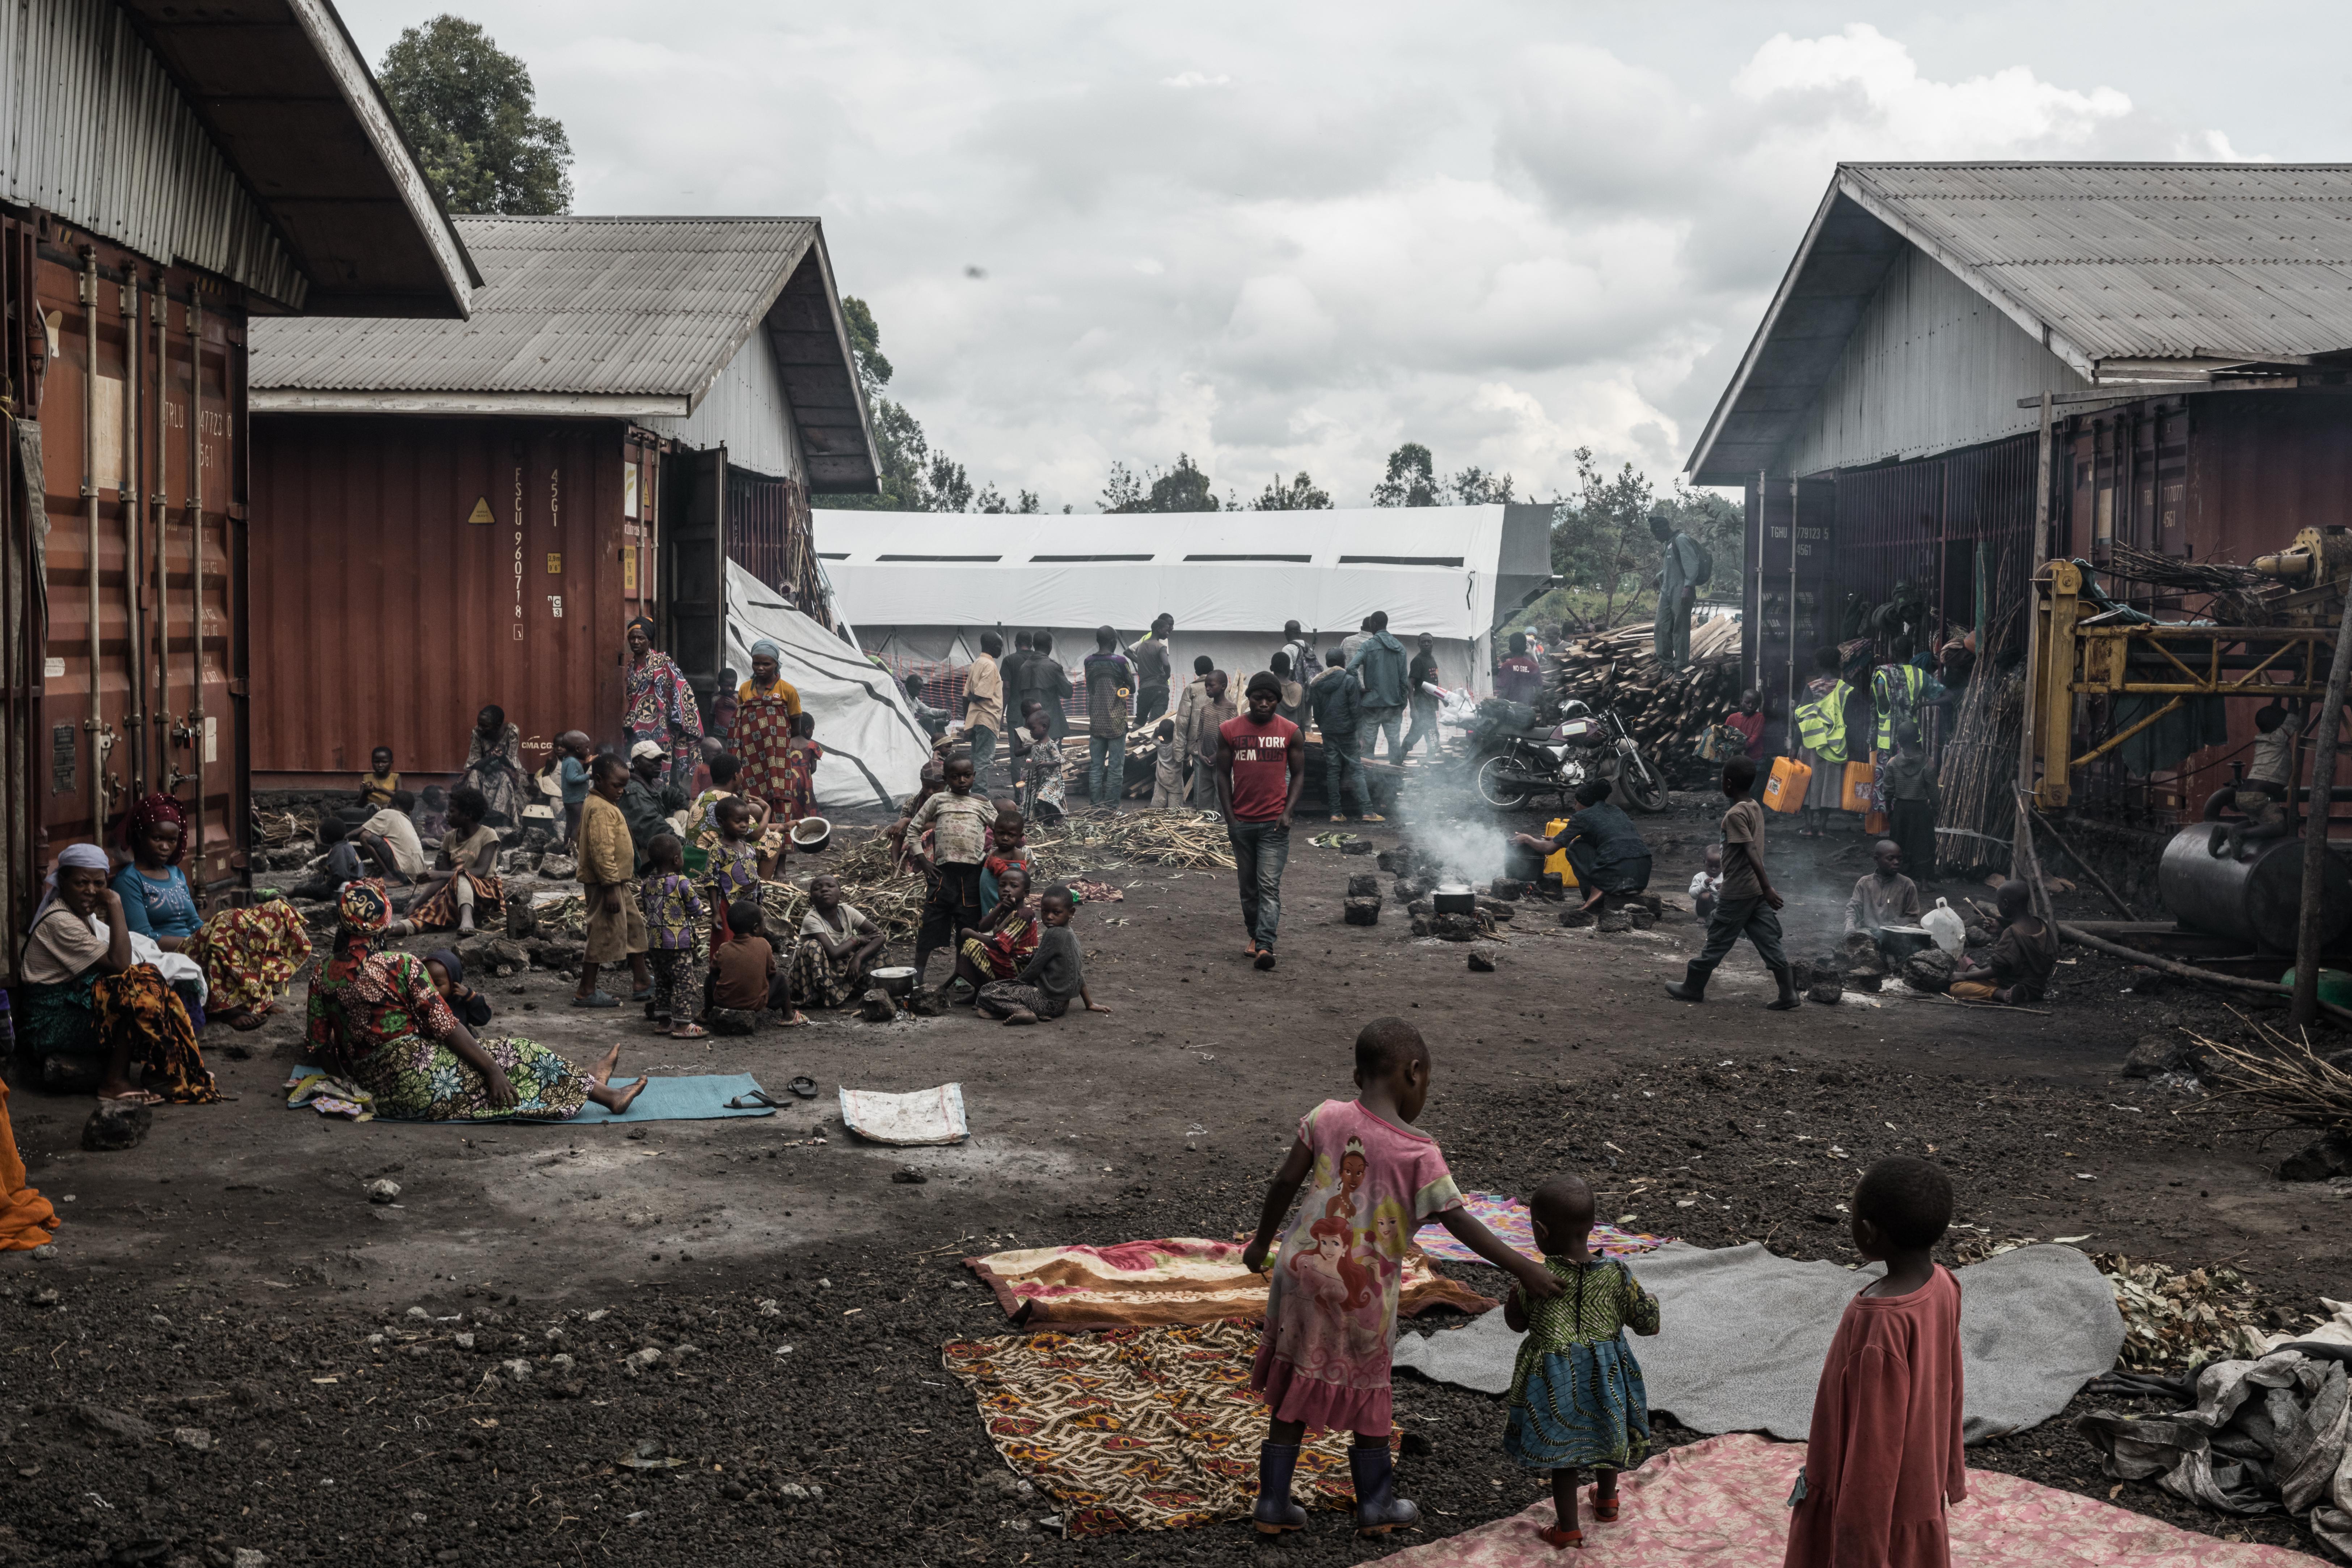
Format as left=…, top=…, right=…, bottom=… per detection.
left=1688, top=162, right=2352, bottom=482
left=250, top=216, right=818, bottom=397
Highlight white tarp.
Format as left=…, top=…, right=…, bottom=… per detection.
left=815, top=505, right=1534, bottom=696
left=724, top=560, right=932, bottom=811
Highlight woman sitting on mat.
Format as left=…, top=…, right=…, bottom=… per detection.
left=20, top=844, right=218, bottom=1105
left=113, top=791, right=312, bottom=1030
left=305, top=881, right=645, bottom=1121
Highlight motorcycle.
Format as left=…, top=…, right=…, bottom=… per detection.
left=1469, top=698, right=1667, bottom=814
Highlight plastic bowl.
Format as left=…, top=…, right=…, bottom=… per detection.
left=790, top=816, right=832, bottom=854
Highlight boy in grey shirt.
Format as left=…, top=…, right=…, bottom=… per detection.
left=975, top=886, right=1114, bottom=1024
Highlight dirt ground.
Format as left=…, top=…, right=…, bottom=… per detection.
left=4, top=789, right=2347, bottom=1566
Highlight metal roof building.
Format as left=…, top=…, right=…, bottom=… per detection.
left=244, top=216, right=882, bottom=788
left=1688, top=160, right=2352, bottom=856
left=1, top=0, right=472, bottom=965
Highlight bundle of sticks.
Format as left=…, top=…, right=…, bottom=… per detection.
left=1544, top=617, right=1744, bottom=777
left=2102, top=541, right=2284, bottom=626
left=1052, top=808, right=1235, bottom=870
left=2189, top=1013, right=2352, bottom=1135
left=1932, top=662, right=2024, bottom=874
left=743, top=825, right=1072, bottom=942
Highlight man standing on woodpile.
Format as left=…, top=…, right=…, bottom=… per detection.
left=1216, top=672, right=1305, bottom=972
left=964, top=630, right=1007, bottom=794
left=1082, top=627, right=1136, bottom=814
left=1651, top=512, right=1711, bottom=671
left=1348, top=610, right=1411, bottom=815
left=1132, top=613, right=1176, bottom=724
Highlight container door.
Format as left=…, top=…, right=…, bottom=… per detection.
left=663, top=445, right=728, bottom=700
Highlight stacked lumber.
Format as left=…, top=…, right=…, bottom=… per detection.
left=1544, top=617, right=1744, bottom=779
left=1932, top=664, right=2024, bottom=874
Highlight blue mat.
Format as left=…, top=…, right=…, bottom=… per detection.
left=568, top=1073, right=776, bottom=1124
left=288, top=1067, right=780, bottom=1124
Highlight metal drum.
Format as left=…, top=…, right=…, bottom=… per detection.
left=2157, top=827, right=2352, bottom=952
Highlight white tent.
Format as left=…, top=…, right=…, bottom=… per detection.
left=812, top=504, right=1557, bottom=694
left=724, top=561, right=933, bottom=810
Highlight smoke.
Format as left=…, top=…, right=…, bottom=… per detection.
left=1396, top=757, right=1513, bottom=884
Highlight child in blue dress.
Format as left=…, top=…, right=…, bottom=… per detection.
left=1504, top=1174, right=1661, bottom=1550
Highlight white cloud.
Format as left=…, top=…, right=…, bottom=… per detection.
left=340, top=3, right=2250, bottom=508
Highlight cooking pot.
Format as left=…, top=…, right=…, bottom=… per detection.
left=871, top=964, right=917, bottom=999
left=1503, top=840, right=1547, bottom=882
left=1875, top=925, right=1936, bottom=961
left=1433, top=884, right=1477, bottom=916
left=790, top=816, right=832, bottom=854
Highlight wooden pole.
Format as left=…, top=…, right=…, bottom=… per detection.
left=2011, top=783, right=2055, bottom=928
left=2015, top=391, right=2056, bottom=872
left=2064, top=922, right=2352, bottom=1027
left=2023, top=807, right=2135, bottom=921
left=2291, top=588, right=2352, bottom=1027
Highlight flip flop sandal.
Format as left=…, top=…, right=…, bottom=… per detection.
left=670, top=1024, right=710, bottom=1039
left=572, top=992, right=620, bottom=1009
left=228, top=1008, right=271, bottom=1031
left=724, top=1090, right=786, bottom=1110
left=786, top=1075, right=818, bottom=1099
left=102, top=1090, right=166, bottom=1107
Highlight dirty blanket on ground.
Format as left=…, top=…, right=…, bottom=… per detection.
left=1373, top=1431, right=2311, bottom=1567
left=1391, top=1241, right=2120, bottom=1443
left=964, top=1236, right=1493, bottom=1329
left=943, top=1318, right=1392, bottom=1536
left=1414, top=1192, right=1670, bottom=1266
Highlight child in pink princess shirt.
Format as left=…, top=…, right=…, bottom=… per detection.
left=1241, top=1017, right=1561, bottom=1538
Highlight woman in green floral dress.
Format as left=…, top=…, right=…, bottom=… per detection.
left=305, top=882, right=645, bottom=1120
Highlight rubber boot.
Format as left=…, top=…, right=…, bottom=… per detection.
left=1252, top=1442, right=1308, bottom=1534
left=1664, top=963, right=1709, bottom=1002
left=1351, top=1442, right=1420, bottom=1536
left=1767, top=965, right=1801, bottom=1011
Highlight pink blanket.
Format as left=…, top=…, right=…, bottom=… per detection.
left=1414, top=1191, right=1671, bottom=1266
left=1380, top=1433, right=2309, bottom=1567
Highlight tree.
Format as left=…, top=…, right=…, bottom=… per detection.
left=1371, top=443, right=1440, bottom=507
left=1102, top=453, right=1220, bottom=513
left=1549, top=448, right=1656, bottom=630
left=1252, top=472, right=1332, bottom=511
left=378, top=16, right=572, bottom=216
left=977, top=485, right=1041, bottom=514
left=1449, top=466, right=1516, bottom=506
left=818, top=296, right=1022, bottom=512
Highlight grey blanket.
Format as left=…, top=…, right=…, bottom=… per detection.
left=1390, top=1241, right=2121, bottom=1443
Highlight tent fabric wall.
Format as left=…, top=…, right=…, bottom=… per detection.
left=724, top=561, right=931, bottom=811
left=813, top=505, right=1527, bottom=697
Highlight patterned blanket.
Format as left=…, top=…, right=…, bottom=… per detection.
left=964, top=1236, right=1494, bottom=1329
left=943, top=1318, right=1390, bottom=1536
left=1377, top=1430, right=2312, bottom=1567
left=1414, top=1192, right=1671, bottom=1266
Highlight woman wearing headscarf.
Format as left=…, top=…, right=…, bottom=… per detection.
left=305, top=882, right=645, bottom=1120
left=18, top=844, right=218, bottom=1104
left=734, top=638, right=802, bottom=814
left=112, top=792, right=313, bottom=1029
left=460, top=704, right=525, bottom=826
left=623, top=617, right=704, bottom=788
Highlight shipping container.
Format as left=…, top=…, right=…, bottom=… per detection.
left=1, top=211, right=249, bottom=906
left=248, top=417, right=673, bottom=786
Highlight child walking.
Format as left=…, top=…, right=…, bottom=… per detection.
left=1242, top=1018, right=1561, bottom=1537
left=1783, top=1157, right=1964, bottom=1568
left=639, top=833, right=708, bottom=1038
left=1667, top=756, right=1799, bottom=1010
left=1504, top=1174, right=1661, bottom=1550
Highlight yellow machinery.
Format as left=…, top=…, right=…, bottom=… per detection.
left=2025, top=529, right=2352, bottom=810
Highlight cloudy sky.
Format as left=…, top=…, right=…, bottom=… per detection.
left=345, top=3, right=2352, bottom=510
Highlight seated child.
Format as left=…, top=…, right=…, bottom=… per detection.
left=359, top=747, right=400, bottom=811
left=794, top=872, right=886, bottom=1010
left=1150, top=718, right=1183, bottom=807
left=1242, top=1018, right=1562, bottom=1538
left=639, top=833, right=708, bottom=1038
left=709, top=899, right=801, bottom=1030
left=1505, top=1174, right=1661, bottom=1549
left=1783, top=1158, right=1963, bottom=1568
left=2210, top=702, right=2301, bottom=861
left=1688, top=845, right=1723, bottom=924
left=952, top=863, right=1040, bottom=997
left=1843, top=839, right=1923, bottom=938
left=973, top=884, right=1109, bottom=1025
left=411, top=784, right=449, bottom=845
left=1948, top=880, right=2057, bottom=1005
left=423, top=948, right=493, bottom=1030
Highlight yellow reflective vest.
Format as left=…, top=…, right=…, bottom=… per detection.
left=1795, top=679, right=1850, bottom=764
left=1872, top=663, right=1925, bottom=753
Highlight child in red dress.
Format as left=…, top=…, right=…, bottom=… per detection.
left=1783, top=1156, right=1965, bottom=1568
left=1242, top=1018, right=1561, bottom=1537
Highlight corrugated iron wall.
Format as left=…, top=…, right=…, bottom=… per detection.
left=725, top=467, right=825, bottom=622
left=3, top=206, right=250, bottom=954
left=0, top=0, right=302, bottom=308
left=1825, top=432, right=2040, bottom=658
left=248, top=416, right=641, bottom=784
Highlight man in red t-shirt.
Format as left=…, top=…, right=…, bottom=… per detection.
left=1215, top=671, right=1305, bottom=971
